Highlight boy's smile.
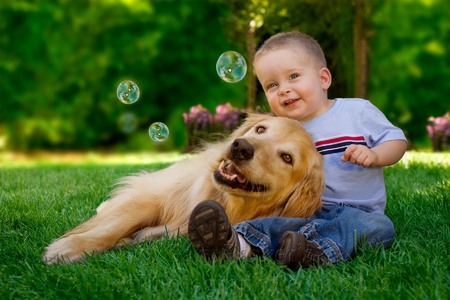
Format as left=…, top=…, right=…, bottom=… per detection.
left=284, top=99, right=298, bottom=106
left=254, top=48, right=332, bottom=122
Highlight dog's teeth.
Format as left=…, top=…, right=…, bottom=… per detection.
left=223, top=172, right=237, bottom=181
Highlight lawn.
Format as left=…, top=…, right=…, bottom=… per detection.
left=0, top=151, right=449, bottom=299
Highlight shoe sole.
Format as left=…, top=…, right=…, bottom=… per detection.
left=188, top=200, right=230, bottom=259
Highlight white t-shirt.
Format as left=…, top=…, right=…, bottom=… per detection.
left=301, top=98, right=407, bottom=213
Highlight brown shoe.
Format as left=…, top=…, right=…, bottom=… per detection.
left=275, top=231, right=328, bottom=269
left=188, top=200, right=240, bottom=260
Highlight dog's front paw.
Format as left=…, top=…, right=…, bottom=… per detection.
left=42, top=236, right=87, bottom=265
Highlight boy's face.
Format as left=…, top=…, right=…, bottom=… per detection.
left=254, top=48, right=332, bottom=122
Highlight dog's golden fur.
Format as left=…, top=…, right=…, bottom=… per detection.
left=43, top=114, right=323, bottom=264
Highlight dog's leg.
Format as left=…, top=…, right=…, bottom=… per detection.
left=43, top=198, right=159, bottom=265
left=128, top=222, right=188, bottom=245
left=112, top=225, right=169, bottom=248
left=129, top=225, right=169, bottom=244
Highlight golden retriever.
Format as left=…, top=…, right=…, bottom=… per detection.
left=43, top=114, right=323, bottom=264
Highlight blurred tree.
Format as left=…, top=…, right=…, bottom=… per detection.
left=369, top=0, right=450, bottom=144
left=214, top=0, right=356, bottom=109
left=353, top=0, right=370, bottom=99
left=0, top=0, right=448, bottom=150
left=216, top=0, right=449, bottom=147
left=0, top=0, right=246, bottom=150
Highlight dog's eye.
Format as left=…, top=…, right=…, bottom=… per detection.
left=256, top=126, right=266, bottom=134
left=281, top=153, right=293, bottom=164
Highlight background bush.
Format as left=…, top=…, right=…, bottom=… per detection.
left=0, top=0, right=246, bottom=150
left=0, top=0, right=448, bottom=151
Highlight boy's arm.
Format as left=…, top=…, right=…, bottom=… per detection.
left=341, top=140, right=407, bottom=168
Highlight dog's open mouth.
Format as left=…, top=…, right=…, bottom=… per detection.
left=214, top=160, right=266, bottom=192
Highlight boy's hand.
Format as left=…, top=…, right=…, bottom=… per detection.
left=341, top=144, right=378, bottom=167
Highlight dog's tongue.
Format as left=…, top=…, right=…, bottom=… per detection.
left=236, top=174, right=246, bottom=183
left=223, top=161, right=237, bottom=176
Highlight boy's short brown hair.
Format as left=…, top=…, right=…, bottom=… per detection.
left=255, top=31, right=327, bottom=68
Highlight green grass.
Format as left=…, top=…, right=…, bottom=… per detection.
left=1, top=152, right=449, bottom=299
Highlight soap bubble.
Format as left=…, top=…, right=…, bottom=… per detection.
left=149, top=122, right=169, bottom=142
left=117, top=80, right=140, bottom=104
left=118, top=112, right=138, bottom=134
left=216, top=51, right=247, bottom=83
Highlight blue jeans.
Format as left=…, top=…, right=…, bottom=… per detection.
left=234, top=204, right=395, bottom=264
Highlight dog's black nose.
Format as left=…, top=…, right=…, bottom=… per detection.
left=231, top=138, right=254, bottom=161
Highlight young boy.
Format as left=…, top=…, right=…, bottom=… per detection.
left=188, top=31, right=408, bottom=269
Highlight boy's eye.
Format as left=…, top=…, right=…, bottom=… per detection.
left=266, top=83, right=277, bottom=90
left=290, top=73, right=299, bottom=79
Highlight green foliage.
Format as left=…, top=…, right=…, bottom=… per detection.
left=370, top=0, right=450, bottom=144
left=0, top=0, right=246, bottom=150
left=217, top=0, right=450, bottom=147
left=0, top=0, right=448, bottom=150
left=215, top=0, right=356, bottom=104
left=0, top=152, right=449, bottom=299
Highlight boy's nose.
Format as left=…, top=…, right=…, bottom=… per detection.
left=278, top=84, right=291, bottom=96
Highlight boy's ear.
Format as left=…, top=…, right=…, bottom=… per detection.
left=319, top=67, right=332, bottom=90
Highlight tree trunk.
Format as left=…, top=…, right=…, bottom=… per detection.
left=246, top=26, right=257, bottom=109
left=354, top=0, right=368, bottom=99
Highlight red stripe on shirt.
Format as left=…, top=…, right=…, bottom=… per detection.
left=315, top=136, right=365, bottom=147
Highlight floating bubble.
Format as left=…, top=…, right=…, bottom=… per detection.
left=216, top=51, right=247, bottom=83
left=148, top=122, right=169, bottom=142
left=117, top=80, right=140, bottom=104
left=118, top=112, right=138, bottom=134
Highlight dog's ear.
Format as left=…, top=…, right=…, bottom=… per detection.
left=227, top=113, right=271, bottom=141
left=280, top=153, right=324, bottom=218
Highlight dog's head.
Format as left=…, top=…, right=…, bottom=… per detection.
left=213, top=113, right=323, bottom=219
